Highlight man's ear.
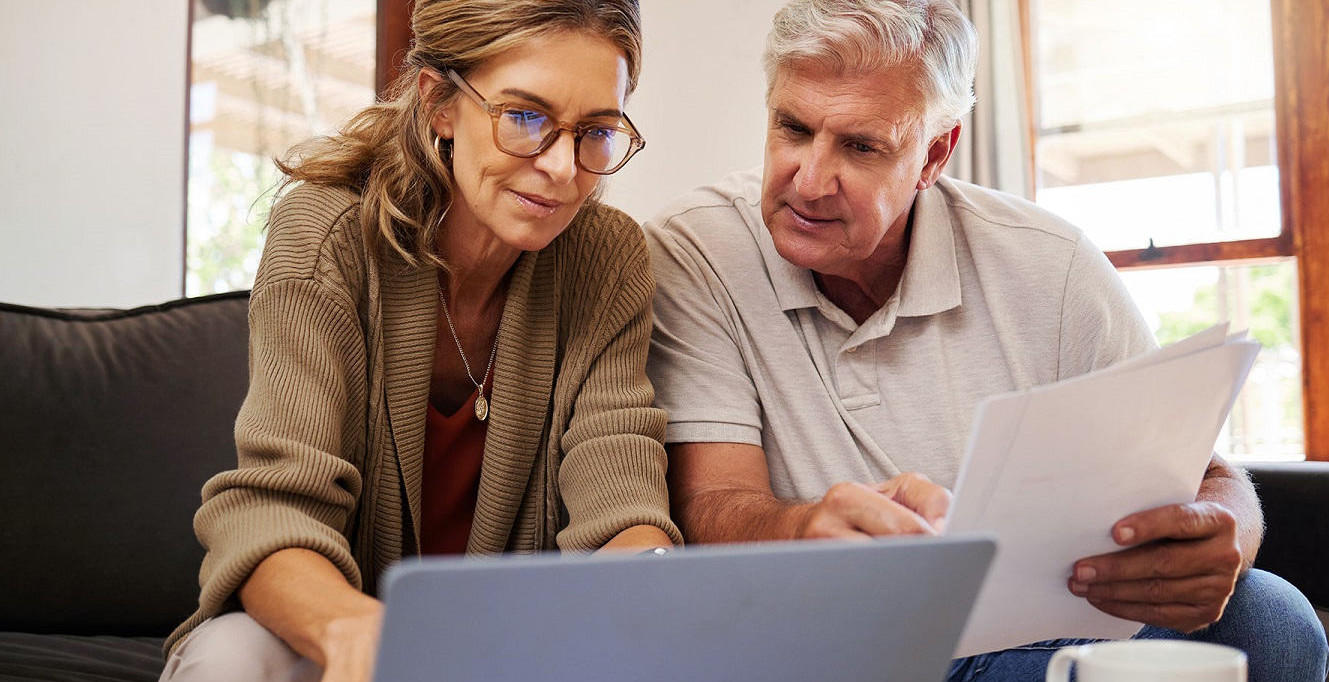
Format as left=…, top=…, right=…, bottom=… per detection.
left=418, top=69, right=454, bottom=139
left=917, top=122, right=961, bottom=190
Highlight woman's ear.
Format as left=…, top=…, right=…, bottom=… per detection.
left=418, top=69, right=454, bottom=139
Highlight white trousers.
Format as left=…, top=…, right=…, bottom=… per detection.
left=158, top=612, right=322, bottom=682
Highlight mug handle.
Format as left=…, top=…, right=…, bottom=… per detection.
left=1045, top=646, right=1083, bottom=682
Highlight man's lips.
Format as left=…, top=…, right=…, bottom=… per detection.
left=785, top=204, right=839, bottom=227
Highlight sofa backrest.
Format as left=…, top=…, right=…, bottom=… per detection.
left=0, top=292, right=250, bottom=636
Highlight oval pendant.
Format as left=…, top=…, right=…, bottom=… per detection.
left=474, top=393, right=489, bottom=421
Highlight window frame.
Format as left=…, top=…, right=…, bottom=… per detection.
left=1020, top=0, right=1329, bottom=461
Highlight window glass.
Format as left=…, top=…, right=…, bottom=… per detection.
left=188, top=0, right=376, bottom=295
left=1034, top=0, right=1278, bottom=251
left=1119, top=262, right=1304, bottom=462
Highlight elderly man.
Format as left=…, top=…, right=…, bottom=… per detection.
left=644, top=0, right=1327, bottom=679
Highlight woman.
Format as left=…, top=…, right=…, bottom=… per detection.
left=160, top=1, right=679, bottom=680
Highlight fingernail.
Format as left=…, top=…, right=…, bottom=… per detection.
left=1117, top=526, right=1135, bottom=543
left=1076, top=566, right=1096, bottom=581
left=1070, top=581, right=1088, bottom=595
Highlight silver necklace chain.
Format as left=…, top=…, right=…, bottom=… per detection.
left=438, top=286, right=499, bottom=420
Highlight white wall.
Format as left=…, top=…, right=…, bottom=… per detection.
left=0, top=0, right=775, bottom=306
left=0, top=1, right=188, bottom=308
left=604, top=0, right=789, bottom=222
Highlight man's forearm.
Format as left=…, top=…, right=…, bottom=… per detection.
left=674, top=486, right=812, bottom=544
left=1197, top=456, right=1264, bottom=571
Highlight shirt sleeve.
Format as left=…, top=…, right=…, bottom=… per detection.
left=644, top=217, right=764, bottom=446
left=1057, top=231, right=1159, bottom=379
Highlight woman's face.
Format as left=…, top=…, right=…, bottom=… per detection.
left=435, top=31, right=630, bottom=253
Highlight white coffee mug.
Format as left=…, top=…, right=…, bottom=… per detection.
left=1045, top=640, right=1247, bottom=682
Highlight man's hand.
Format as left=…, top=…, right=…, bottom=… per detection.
left=1068, top=501, right=1243, bottom=632
left=669, top=442, right=953, bottom=544
left=797, top=473, right=952, bottom=540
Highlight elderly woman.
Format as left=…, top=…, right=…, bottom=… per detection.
left=159, top=1, right=679, bottom=680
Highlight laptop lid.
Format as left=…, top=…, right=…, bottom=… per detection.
left=373, top=535, right=994, bottom=682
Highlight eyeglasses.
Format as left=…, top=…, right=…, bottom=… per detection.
left=445, top=69, right=645, bottom=175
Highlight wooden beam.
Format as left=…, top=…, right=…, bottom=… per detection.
left=1017, top=0, right=1038, bottom=199
left=1272, top=0, right=1329, bottom=461
left=1107, top=236, right=1292, bottom=270
left=376, top=0, right=414, bottom=98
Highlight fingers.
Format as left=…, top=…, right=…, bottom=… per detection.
left=800, top=481, right=937, bottom=539
left=1074, top=537, right=1242, bottom=583
left=1111, top=501, right=1236, bottom=546
left=1068, top=517, right=1241, bottom=633
left=1069, top=573, right=1235, bottom=607
left=1082, top=594, right=1232, bottom=634
left=875, top=473, right=952, bottom=528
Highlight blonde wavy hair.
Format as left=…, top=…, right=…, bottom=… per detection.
left=276, top=0, right=642, bottom=269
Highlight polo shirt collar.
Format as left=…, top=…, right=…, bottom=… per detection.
left=898, top=181, right=963, bottom=317
left=755, top=182, right=962, bottom=319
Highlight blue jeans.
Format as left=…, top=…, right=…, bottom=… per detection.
left=947, top=569, right=1328, bottom=681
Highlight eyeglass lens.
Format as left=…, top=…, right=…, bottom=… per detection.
left=495, top=108, right=634, bottom=173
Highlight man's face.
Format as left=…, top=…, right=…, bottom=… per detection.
left=760, top=63, right=933, bottom=279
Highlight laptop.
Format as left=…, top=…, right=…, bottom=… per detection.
left=373, top=535, right=995, bottom=682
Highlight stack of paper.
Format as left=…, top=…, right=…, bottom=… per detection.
left=946, top=324, right=1260, bottom=658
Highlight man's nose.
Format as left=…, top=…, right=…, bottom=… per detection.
left=793, top=143, right=838, bottom=199
left=534, top=130, right=578, bottom=184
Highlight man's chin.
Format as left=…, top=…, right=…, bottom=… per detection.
left=768, top=228, right=830, bottom=271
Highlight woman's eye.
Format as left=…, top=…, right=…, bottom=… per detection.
left=504, top=109, right=545, bottom=124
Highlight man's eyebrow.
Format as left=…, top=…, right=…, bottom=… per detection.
left=771, top=108, right=806, bottom=126
left=497, top=88, right=622, bottom=119
left=845, top=129, right=901, bottom=150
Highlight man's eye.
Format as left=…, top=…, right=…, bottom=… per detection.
left=779, top=121, right=809, bottom=136
left=585, top=126, right=616, bottom=141
left=849, top=141, right=877, bottom=154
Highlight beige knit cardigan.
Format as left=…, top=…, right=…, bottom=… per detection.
left=167, top=183, right=682, bottom=652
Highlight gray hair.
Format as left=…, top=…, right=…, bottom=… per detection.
left=763, top=0, right=978, bottom=137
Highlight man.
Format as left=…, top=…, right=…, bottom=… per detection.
left=644, top=0, right=1327, bottom=679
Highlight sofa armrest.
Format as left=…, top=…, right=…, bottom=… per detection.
left=1242, top=461, right=1329, bottom=609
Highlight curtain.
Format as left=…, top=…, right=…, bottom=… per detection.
left=947, top=0, right=1034, bottom=199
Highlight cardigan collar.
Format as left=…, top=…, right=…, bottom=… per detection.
left=379, top=246, right=557, bottom=556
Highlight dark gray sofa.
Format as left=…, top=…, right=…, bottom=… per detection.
left=0, top=292, right=1325, bottom=680
left=0, top=293, right=249, bottom=681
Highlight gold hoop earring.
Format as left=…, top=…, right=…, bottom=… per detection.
left=433, top=134, right=453, bottom=165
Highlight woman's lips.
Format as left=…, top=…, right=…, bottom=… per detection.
left=511, top=190, right=561, bottom=218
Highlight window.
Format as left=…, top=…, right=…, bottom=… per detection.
left=187, top=0, right=378, bottom=296
left=1028, top=0, right=1329, bottom=461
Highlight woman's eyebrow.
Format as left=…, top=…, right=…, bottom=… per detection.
left=497, top=87, right=622, bottom=119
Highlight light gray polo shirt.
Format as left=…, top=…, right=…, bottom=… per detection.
left=644, top=169, right=1155, bottom=500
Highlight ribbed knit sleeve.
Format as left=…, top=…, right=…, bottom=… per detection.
left=165, top=186, right=370, bottom=654
left=554, top=210, right=683, bottom=551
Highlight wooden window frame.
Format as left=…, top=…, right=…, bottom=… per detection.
left=1020, top=0, right=1329, bottom=461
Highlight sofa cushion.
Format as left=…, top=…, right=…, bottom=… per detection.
left=1244, top=461, right=1329, bottom=610
left=0, top=293, right=250, bottom=636
left=0, top=632, right=163, bottom=681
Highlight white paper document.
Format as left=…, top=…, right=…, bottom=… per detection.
left=946, top=325, right=1260, bottom=657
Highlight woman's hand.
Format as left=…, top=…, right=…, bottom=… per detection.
left=318, top=605, right=384, bottom=682
left=239, top=548, right=384, bottom=682
left=596, top=524, right=676, bottom=554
